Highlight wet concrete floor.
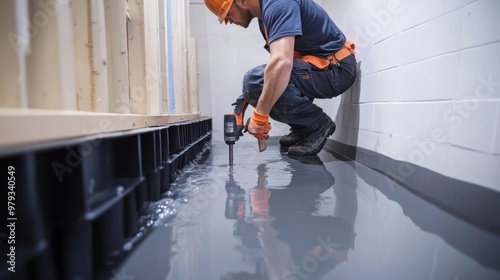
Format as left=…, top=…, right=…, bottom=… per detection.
left=117, top=138, right=500, bottom=280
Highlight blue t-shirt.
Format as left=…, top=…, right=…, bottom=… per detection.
left=258, top=0, right=345, bottom=58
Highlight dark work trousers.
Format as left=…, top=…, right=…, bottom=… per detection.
left=242, top=54, right=357, bottom=134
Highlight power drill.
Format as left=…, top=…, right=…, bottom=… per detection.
left=224, top=96, right=268, bottom=165
left=224, top=96, right=248, bottom=166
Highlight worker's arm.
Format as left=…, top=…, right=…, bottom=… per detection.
left=255, top=35, right=295, bottom=115
left=245, top=35, right=294, bottom=141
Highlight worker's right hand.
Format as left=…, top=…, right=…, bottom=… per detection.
left=245, top=111, right=272, bottom=140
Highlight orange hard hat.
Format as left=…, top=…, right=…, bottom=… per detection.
left=204, top=0, right=234, bottom=24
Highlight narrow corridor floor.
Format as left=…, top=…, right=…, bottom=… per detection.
left=117, top=138, right=500, bottom=280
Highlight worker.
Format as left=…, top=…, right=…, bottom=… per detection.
left=204, top=0, right=357, bottom=155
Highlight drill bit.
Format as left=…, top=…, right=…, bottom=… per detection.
left=229, top=144, right=234, bottom=166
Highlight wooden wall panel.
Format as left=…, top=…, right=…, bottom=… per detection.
left=0, top=0, right=201, bottom=149
left=0, top=0, right=27, bottom=108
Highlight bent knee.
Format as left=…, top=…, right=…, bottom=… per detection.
left=242, top=65, right=266, bottom=105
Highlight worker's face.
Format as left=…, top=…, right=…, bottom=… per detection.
left=226, top=1, right=252, bottom=28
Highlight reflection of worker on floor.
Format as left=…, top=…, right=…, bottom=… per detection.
left=224, top=169, right=261, bottom=253
left=222, top=156, right=357, bottom=280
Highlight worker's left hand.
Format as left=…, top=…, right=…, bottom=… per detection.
left=245, top=111, right=272, bottom=140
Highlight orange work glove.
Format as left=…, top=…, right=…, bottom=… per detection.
left=245, top=111, right=272, bottom=140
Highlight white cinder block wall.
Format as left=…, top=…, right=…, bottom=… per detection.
left=190, top=0, right=500, bottom=191
left=319, top=0, right=500, bottom=191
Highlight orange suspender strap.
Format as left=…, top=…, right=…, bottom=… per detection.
left=264, top=24, right=355, bottom=70
left=330, top=39, right=356, bottom=65
left=294, top=39, right=356, bottom=69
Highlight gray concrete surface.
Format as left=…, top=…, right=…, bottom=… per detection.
left=117, top=138, right=500, bottom=280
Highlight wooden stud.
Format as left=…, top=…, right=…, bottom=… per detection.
left=127, top=0, right=148, bottom=115
left=158, top=0, right=170, bottom=114
left=171, top=0, right=189, bottom=114
left=104, top=0, right=130, bottom=114
left=57, top=0, right=77, bottom=110
left=73, top=0, right=110, bottom=112
left=188, top=37, right=199, bottom=114
left=0, top=0, right=28, bottom=108
left=25, top=0, right=77, bottom=110
left=144, top=0, right=162, bottom=115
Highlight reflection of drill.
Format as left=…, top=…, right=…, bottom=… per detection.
left=224, top=96, right=267, bottom=166
left=224, top=171, right=246, bottom=220
left=224, top=172, right=260, bottom=246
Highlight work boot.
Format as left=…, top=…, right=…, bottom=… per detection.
left=279, top=131, right=302, bottom=147
left=287, top=116, right=336, bottom=155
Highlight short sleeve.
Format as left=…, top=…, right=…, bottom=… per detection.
left=262, top=0, right=302, bottom=44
